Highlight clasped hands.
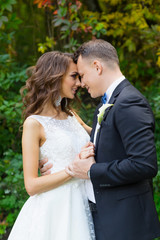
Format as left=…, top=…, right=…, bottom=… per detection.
left=39, top=142, right=96, bottom=179
left=65, top=142, right=95, bottom=179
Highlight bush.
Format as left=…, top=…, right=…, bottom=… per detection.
left=0, top=54, right=28, bottom=237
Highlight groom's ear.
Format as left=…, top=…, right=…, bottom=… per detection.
left=92, top=60, right=103, bottom=75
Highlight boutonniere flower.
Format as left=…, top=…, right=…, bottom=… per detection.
left=97, top=103, right=113, bottom=125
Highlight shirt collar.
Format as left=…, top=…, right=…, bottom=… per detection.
left=105, top=75, right=125, bottom=103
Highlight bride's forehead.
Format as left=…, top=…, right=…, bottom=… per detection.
left=69, top=61, right=77, bottom=68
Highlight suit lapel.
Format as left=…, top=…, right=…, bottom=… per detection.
left=95, top=79, right=130, bottom=153
left=95, top=127, right=101, bottom=152
left=103, top=79, right=130, bottom=120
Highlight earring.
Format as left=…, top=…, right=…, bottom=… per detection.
left=55, top=96, right=62, bottom=107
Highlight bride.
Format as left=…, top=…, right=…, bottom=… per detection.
left=8, top=51, right=95, bottom=240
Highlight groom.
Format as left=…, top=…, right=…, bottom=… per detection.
left=41, top=39, right=160, bottom=240
left=66, top=39, right=160, bottom=240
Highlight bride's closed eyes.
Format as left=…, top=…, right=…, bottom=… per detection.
left=70, top=72, right=79, bottom=79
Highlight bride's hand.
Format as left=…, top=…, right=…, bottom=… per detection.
left=80, top=142, right=95, bottom=159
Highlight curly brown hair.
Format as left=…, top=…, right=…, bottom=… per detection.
left=21, top=51, right=77, bottom=120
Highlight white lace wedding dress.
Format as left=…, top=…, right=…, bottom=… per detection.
left=8, top=114, right=95, bottom=240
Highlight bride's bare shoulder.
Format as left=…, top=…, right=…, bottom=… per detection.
left=23, top=117, right=41, bottom=131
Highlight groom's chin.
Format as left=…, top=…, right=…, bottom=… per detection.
left=90, top=92, right=99, bottom=98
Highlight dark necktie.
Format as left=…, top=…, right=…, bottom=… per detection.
left=101, top=92, right=107, bottom=104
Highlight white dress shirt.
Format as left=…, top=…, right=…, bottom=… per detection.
left=85, top=75, right=126, bottom=203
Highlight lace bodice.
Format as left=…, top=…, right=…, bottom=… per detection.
left=28, top=114, right=90, bottom=173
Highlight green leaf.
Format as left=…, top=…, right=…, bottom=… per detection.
left=58, top=7, right=67, bottom=18
left=124, top=39, right=136, bottom=52
left=54, top=18, right=63, bottom=27
left=95, top=23, right=105, bottom=31
left=61, top=24, right=70, bottom=31
left=71, top=22, right=79, bottom=31
left=37, top=43, right=47, bottom=53
left=0, top=16, right=8, bottom=27
left=1, top=0, right=16, bottom=12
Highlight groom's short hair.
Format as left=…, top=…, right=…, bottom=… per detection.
left=74, top=39, right=119, bottom=68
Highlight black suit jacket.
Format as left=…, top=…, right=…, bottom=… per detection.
left=90, top=79, right=160, bottom=240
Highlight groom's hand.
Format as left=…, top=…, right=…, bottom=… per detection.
left=39, top=158, right=53, bottom=176
left=65, top=154, right=95, bottom=179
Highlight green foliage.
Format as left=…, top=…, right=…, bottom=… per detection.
left=35, top=0, right=107, bottom=52
left=0, top=53, right=28, bottom=237
left=0, top=149, right=28, bottom=237
left=0, top=0, right=22, bottom=56
left=0, top=54, right=27, bottom=155
left=0, top=1, right=29, bottom=237
left=141, top=78, right=160, bottom=220
left=154, top=171, right=160, bottom=221
left=98, top=0, right=160, bottom=83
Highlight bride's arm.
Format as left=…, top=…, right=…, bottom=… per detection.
left=22, top=118, right=72, bottom=196
left=73, top=112, right=92, bottom=135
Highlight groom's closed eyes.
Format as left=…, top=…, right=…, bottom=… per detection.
left=79, top=74, right=84, bottom=82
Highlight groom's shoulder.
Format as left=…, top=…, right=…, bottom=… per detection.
left=114, top=79, right=154, bottom=114
left=119, top=79, right=147, bottom=103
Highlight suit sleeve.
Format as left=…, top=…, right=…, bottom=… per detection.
left=90, top=96, right=158, bottom=187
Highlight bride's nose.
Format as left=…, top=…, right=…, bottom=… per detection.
left=75, top=77, right=81, bottom=87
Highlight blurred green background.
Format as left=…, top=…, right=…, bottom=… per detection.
left=0, top=0, right=160, bottom=239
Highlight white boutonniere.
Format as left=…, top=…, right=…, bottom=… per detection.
left=97, top=103, right=113, bottom=125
